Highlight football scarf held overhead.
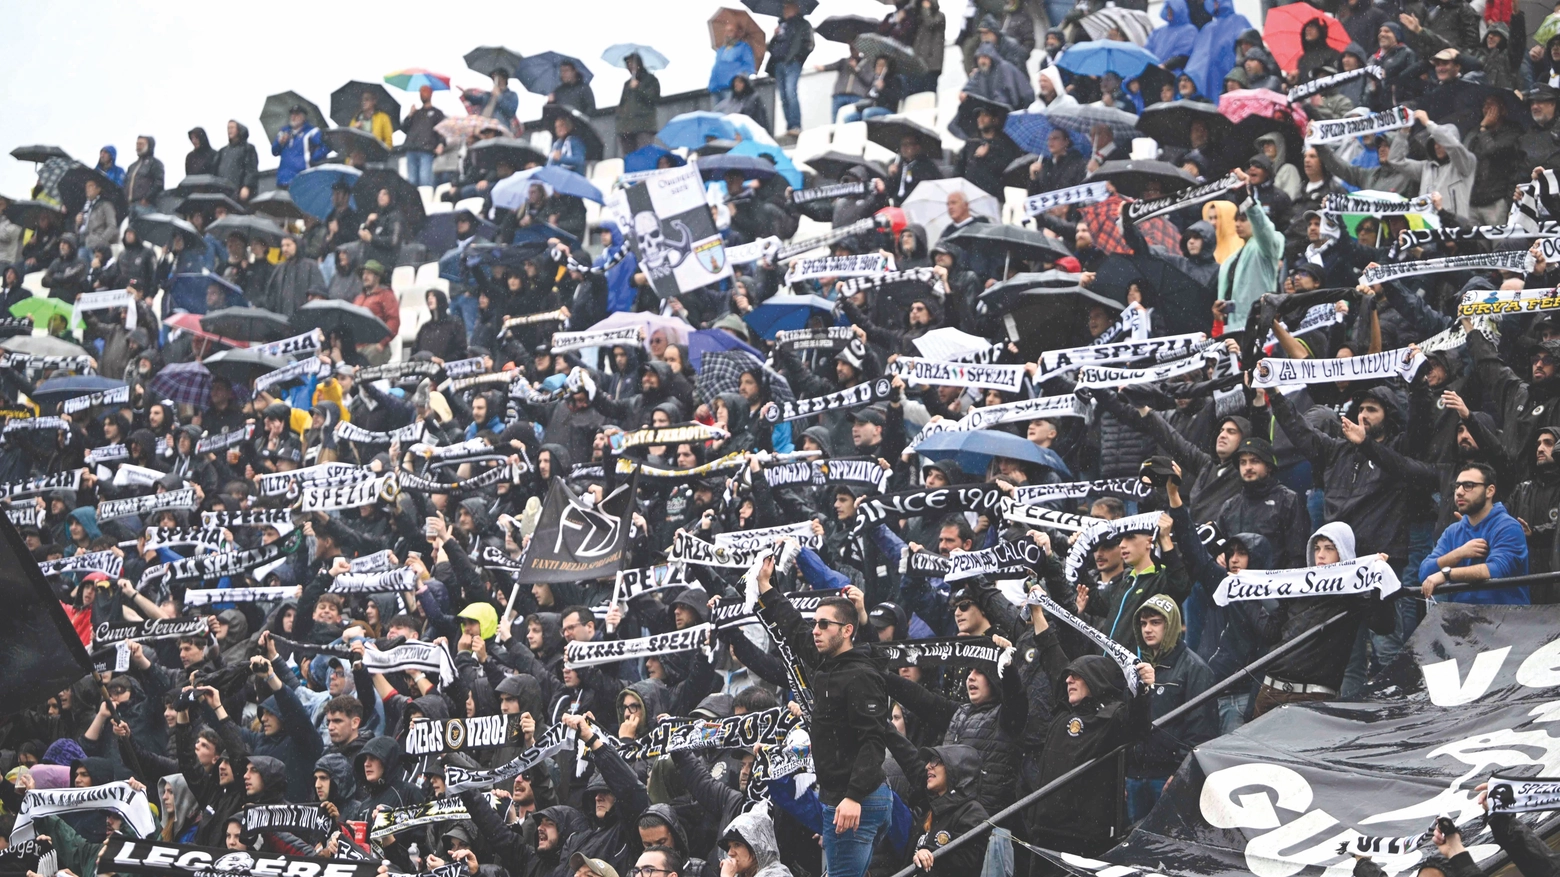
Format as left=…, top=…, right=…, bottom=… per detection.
left=1075, top=345, right=1218, bottom=389
left=97, top=487, right=198, bottom=521
left=1024, top=181, right=1111, bottom=216
left=368, top=796, right=496, bottom=840
left=239, top=804, right=337, bottom=840
left=723, top=236, right=780, bottom=265
left=348, top=549, right=395, bottom=574
left=762, top=458, right=891, bottom=493
left=253, top=356, right=330, bottom=394
left=1324, top=191, right=1434, bottom=217
left=440, top=356, right=488, bottom=379
left=613, top=563, right=692, bottom=601
left=565, top=622, right=711, bottom=668
left=398, top=463, right=517, bottom=494
left=889, top=357, right=1025, bottom=392
left=334, top=420, right=426, bottom=446
left=1360, top=250, right=1534, bottom=286
left=250, top=328, right=324, bottom=359
left=1457, top=286, right=1560, bottom=317
left=784, top=253, right=890, bottom=285
left=618, top=707, right=801, bottom=761
left=72, top=288, right=136, bottom=330
left=775, top=215, right=884, bottom=262
left=1124, top=173, right=1239, bottom=223
left=144, top=527, right=226, bottom=551
left=714, top=521, right=824, bottom=553
left=1213, top=555, right=1401, bottom=605
left=1064, top=511, right=1162, bottom=582
left=711, top=588, right=840, bottom=630
left=501, top=309, right=569, bottom=333
left=361, top=640, right=456, bottom=687
left=1000, top=500, right=1103, bottom=532
left=908, top=394, right=1090, bottom=452
left=1287, top=64, right=1383, bottom=102
left=183, top=585, right=297, bottom=606
left=853, top=484, right=1003, bottom=534
left=1025, top=589, right=1141, bottom=694
left=2, top=417, right=70, bottom=439
left=98, top=837, right=382, bottom=877
left=444, top=722, right=575, bottom=793
left=907, top=540, right=1047, bottom=582
left=13, top=784, right=156, bottom=844
left=140, top=530, right=304, bottom=589
left=762, top=377, right=894, bottom=424
left=1251, top=348, right=1423, bottom=388
left=1039, top=333, right=1207, bottom=375
left=195, top=423, right=254, bottom=454
left=328, top=567, right=418, bottom=594
left=1306, top=105, right=1412, bottom=145
left=834, top=266, right=949, bottom=298
left=615, top=450, right=748, bottom=478
left=1263, top=302, right=1343, bottom=349
left=870, top=635, right=1013, bottom=676
left=1090, top=305, right=1151, bottom=347
left=92, top=616, right=212, bottom=646
left=774, top=326, right=858, bottom=354
left=550, top=325, right=644, bottom=354
left=356, top=360, right=444, bottom=382
left=610, top=422, right=729, bottom=452
left=0, top=354, right=94, bottom=375
left=7, top=505, right=40, bottom=527
left=668, top=531, right=767, bottom=567
left=1486, top=776, right=1560, bottom=814
left=789, top=181, right=866, bottom=204
left=478, top=545, right=525, bottom=572
left=202, top=508, right=292, bottom=529
left=404, top=714, right=522, bottom=756
left=1398, top=223, right=1558, bottom=251
left=37, top=550, right=123, bottom=579
left=62, top=384, right=129, bottom=414
left=0, top=470, right=81, bottom=499
left=299, top=474, right=398, bottom=512
left=1012, top=478, right=1152, bottom=504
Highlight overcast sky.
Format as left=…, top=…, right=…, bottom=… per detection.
left=0, top=0, right=904, bottom=196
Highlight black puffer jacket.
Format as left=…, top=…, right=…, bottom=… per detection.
left=1128, top=595, right=1219, bottom=778
left=346, top=734, right=425, bottom=820
left=911, top=744, right=990, bottom=877
left=1470, top=330, right=1560, bottom=483
left=884, top=659, right=1026, bottom=814
left=1214, top=475, right=1310, bottom=569
left=558, top=740, right=649, bottom=877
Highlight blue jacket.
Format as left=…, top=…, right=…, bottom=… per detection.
left=709, top=42, right=756, bottom=93
left=595, top=220, right=639, bottom=314
left=98, top=145, right=125, bottom=186
left=1419, top=501, right=1530, bottom=604
left=271, top=124, right=328, bottom=186
left=1146, top=0, right=1199, bottom=64
left=549, top=134, right=588, bottom=175
left=1184, top=0, right=1253, bottom=101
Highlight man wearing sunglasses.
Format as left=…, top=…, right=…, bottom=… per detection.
left=1419, top=462, right=1530, bottom=604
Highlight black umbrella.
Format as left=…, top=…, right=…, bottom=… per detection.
left=816, top=15, right=878, bottom=43
left=866, top=116, right=943, bottom=157
left=353, top=167, right=425, bottom=232
left=741, top=0, right=818, bottom=15
left=1002, top=153, right=1039, bottom=189
left=465, top=45, right=526, bottom=77
left=259, top=91, right=328, bottom=145
left=1209, top=115, right=1301, bottom=182
left=130, top=213, right=204, bottom=250
left=468, top=138, right=549, bottom=171
left=541, top=104, right=605, bottom=162
left=10, top=145, right=71, bottom=164
left=1135, top=100, right=1234, bottom=148
left=943, top=223, right=1071, bottom=274
left=977, top=275, right=1126, bottom=358
left=248, top=190, right=306, bottom=222
left=56, top=167, right=127, bottom=220
left=1414, top=79, right=1530, bottom=134
left=173, top=175, right=236, bottom=196
left=292, top=299, right=393, bottom=344
left=330, top=81, right=402, bottom=131
left=948, top=94, right=1013, bottom=140
left=202, top=306, right=292, bottom=343
left=1085, top=160, right=1198, bottom=198
left=854, top=33, right=926, bottom=76
left=801, top=151, right=888, bottom=180
left=202, top=348, right=291, bottom=385
left=322, top=127, right=391, bottom=164
left=3, top=200, right=67, bottom=232
left=417, top=210, right=495, bottom=254
left=1099, top=253, right=1213, bottom=338
left=207, top=215, right=285, bottom=247
left=175, top=192, right=246, bottom=219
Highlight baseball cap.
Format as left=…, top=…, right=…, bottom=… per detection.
left=849, top=406, right=887, bottom=426
left=568, top=853, right=618, bottom=877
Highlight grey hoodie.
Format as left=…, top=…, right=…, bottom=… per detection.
left=720, top=802, right=791, bottom=877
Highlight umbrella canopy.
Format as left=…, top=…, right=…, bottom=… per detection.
left=540, top=104, right=605, bottom=161
left=1080, top=8, right=1155, bottom=45
left=164, top=312, right=251, bottom=349
left=915, top=429, right=1071, bottom=478
left=602, top=43, right=670, bottom=72
left=901, top=178, right=1001, bottom=241
left=385, top=69, right=451, bottom=92
left=912, top=327, right=1003, bottom=361
left=259, top=91, right=328, bottom=144
left=800, top=151, right=888, bottom=180
left=696, top=139, right=741, bottom=156
left=743, top=294, right=841, bottom=339
left=30, top=376, right=126, bottom=410
left=352, top=167, right=425, bottom=231
left=418, top=210, right=496, bottom=255
left=130, top=213, right=203, bottom=250
left=816, top=14, right=878, bottom=43
left=854, top=33, right=926, bottom=76
left=202, top=348, right=288, bottom=385
left=56, top=167, right=126, bottom=220
left=292, top=300, right=392, bottom=343
left=202, top=307, right=292, bottom=343
left=166, top=271, right=247, bottom=315
left=205, top=215, right=284, bottom=247
left=694, top=349, right=794, bottom=406
left=288, top=164, right=360, bottom=221
left=172, top=174, right=236, bottom=196
left=588, top=311, right=692, bottom=346
left=729, top=139, right=803, bottom=188
left=1002, top=152, right=1041, bottom=189
left=248, top=190, right=306, bottom=222
left=148, top=361, right=221, bottom=408
left=1003, top=111, right=1093, bottom=155
left=2, top=200, right=67, bottom=232
left=499, top=165, right=604, bottom=207
left=515, top=52, right=593, bottom=97
left=468, top=138, right=549, bottom=172
left=1219, top=88, right=1308, bottom=130
left=464, top=45, right=526, bottom=78
left=948, top=94, right=1013, bottom=140
left=1056, top=40, right=1160, bottom=81
left=724, top=113, right=778, bottom=147
left=330, top=81, right=401, bottom=130
left=10, top=297, right=73, bottom=326
left=977, top=276, right=1126, bottom=357
left=624, top=144, right=683, bottom=173
left=10, top=145, right=71, bottom=164
left=1417, top=79, right=1529, bottom=135
left=322, top=127, right=391, bottom=164
left=1085, top=159, right=1198, bottom=198
left=741, top=0, right=818, bottom=16
left=708, top=8, right=767, bottom=68
left=175, top=192, right=247, bottom=219
left=658, top=112, right=739, bottom=149
left=1263, top=5, right=1351, bottom=74
left=699, top=154, right=779, bottom=183
left=434, top=115, right=508, bottom=148
left=866, top=115, right=944, bottom=157
left=0, top=334, right=89, bottom=358
left=942, top=222, right=1071, bottom=268
left=512, top=222, right=580, bottom=249
left=1135, top=100, right=1235, bottom=149
left=1043, top=103, right=1143, bottom=144
left=688, top=328, right=765, bottom=370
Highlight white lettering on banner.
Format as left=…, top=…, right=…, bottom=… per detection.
left=789, top=181, right=867, bottom=204
left=1251, top=348, right=1424, bottom=388
left=1325, top=192, right=1435, bottom=216
left=405, top=715, right=520, bottom=755
left=257, top=462, right=373, bottom=497
left=762, top=458, right=891, bottom=493
left=299, top=475, right=397, bottom=512
left=1306, top=105, right=1413, bottom=145
left=62, top=385, right=129, bottom=414
left=550, top=325, right=644, bottom=353
left=1012, top=478, right=1152, bottom=504
left=762, top=378, right=893, bottom=423
left=889, top=357, right=1025, bottom=392
left=97, top=487, right=197, bottom=521
left=1124, top=174, right=1239, bottom=223
left=0, top=470, right=81, bottom=499
left=1075, top=346, right=1219, bottom=389
left=1024, top=181, right=1111, bottom=216
left=1213, top=556, right=1401, bottom=605
left=774, top=326, right=855, bottom=351
left=784, top=253, right=890, bottom=285
left=715, top=521, right=824, bottom=552
left=833, top=266, right=949, bottom=298
left=1039, top=333, right=1207, bottom=374
left=1090, top=305, right=1151, bottom=346
left=1287, top=64, right=1383, bottom=102
left=565, top=623, right=712, bottom=667
left=250, top=328, right=324, bottom=359
left=1360, top=250, right=1534, bottom=286
left=1457, top=285, right=1560, bottom=317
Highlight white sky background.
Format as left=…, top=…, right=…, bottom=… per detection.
left=0, top=0, right=922, bottom=197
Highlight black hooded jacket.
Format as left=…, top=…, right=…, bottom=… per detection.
left=346, top=734, right=425, bottom=820
left=557, top=738, right=649, bottom=877
left=1215, top=474, right=1311, bottom=569
left=906, top=744, right=989, bottom=877
left=1469, top=330, right=1560, bottom=483
left=416, top=289, right=469, bottom=361
left=214, top=122, right=260, bottom=195
left=461, top=793, right=585, bottom=877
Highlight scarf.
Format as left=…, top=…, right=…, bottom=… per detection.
left=398, top=463, right=517, bottom=494
left=668, top=531, right=766, bottom=567
left=1039, top=332, right=1206, bottom=376
left=269, top=636, right=357, bottom=661
left=1263, top=303, right=1343, bottom=349
left=1287, top=64, right=1383, bottom=102
left=1090, top=305, right=1151, bottom=346
left=140, top=530, right=304, bottom=590
left=38, top=550, right=123, bottom=579
left=183, top=585, right=296, bottom=606
left=368, top=796, right=495, bottom=840
left=258, top=462, right=372, bottom=497
left=299, top=474, right=398, bottom=512
left=1487, top=776, right=1560, bottom=814
left=7, top=505, right=40, bottom=527
left=0, top=354, right=95, bottom=375
left=327, top=567, right=419, bottom=594
left=239, top=804, right=337, bottom=840
left=1025, top=589, right=1141, bottom=694
left=254, top=357, right=330, bottom=394
left=334, top=420, right=427, bottom=446
left=610, top=422, right=729, bottom=452
left=906, top=540, right=1046, bottom=582
left=724, top=236, right=781, bottom=265
left=909, top=394, right=1089, bottom=452
left=97, top=487, right=197, bottom=521
left=1361, top=250, right=1533, bottom=286
left=565, top=623, right=712, bottom=667
left=250, top=328, right=324, bottom=359
left=1418, top=316, right=1494, bottom=353
left=62, top=385, right=129, bottom=414
left=1325, top=192, right=1434, bottom=217
left=551, top=325, right=644, bottom=354
left=714, top=521, right=824, bottom=553
left=1306, top=105, right=1412, bottom=145
left=834, top=266, right=949, bottom=298
left=202, top=508, right=292, bottom=528
left=1124, top=173, right=1239, bottom=223
left=92, top=617, right=210, bottom=647
left=0, top=470, right=81, bottom=499
left=889, top=357, right=1025, bottom=392
left=411, top=437, right=495, bottom=464
left=357, top=360, right=444, bottom=382
left=405, top=715, right=521, bottom=756
left=711, top=587, right=838, bottom=630
left=1458, top=286, right=1560, bottom=317
left=1013, top=478, right=1151, bottom=504
left=143, top=527, right=225, bottom=551
left=1000, top=500, right=1102, bottom=531
left=1252, top=347, right=1423, bottom=388
left=762, top=378, right=894, bottom=424
left=478, top=545, right=525, bottom=572
left=1399, top=223, right=1558, bottom=251
left=85, top=444, right=129, bottom=465
left=195, top=423, right=254, bottom=454
left=789, top=181, right=866, bottom=204
left=776, top=216, right=884, bottom=262
left=761, top=458, right=891, bottom=493
left=3, top=417, right=71, bottom=439
left=1214, top=555, right=1400, bottom=605
left=784, top=254, right=890, bottom=285
left=774, top=326, right=857, bottom=354
left=1024, top=181, right=1111, bottom=216
left=0, top=838, right=57, bottom=877
left=349, top=550, right=396, bottom=573
left=869, top=635, right=1013, bottom=676
left=615, top=450, right=748, bottom=479
left=440, top=356, right=488, bottom=379
left=853, top=484, right=1002, bottom=534
left=1063, top=511, right=1161, bottom=582
left=98, top=838, right=381, bottom=877
left=13, top=784, right=156, bottom=844
left=500, top=309, right=569, bottom=333
left=1075, top=345, right=1218, bottom=388
left=362, top=640, right=455, bottom=686
left=613, top=563, right=693, bottom=602
left=72, top=289, right=136, bottom=330
left=618, top=707, right=800, bottom=761
left=444, top=722, right=575, bottom=793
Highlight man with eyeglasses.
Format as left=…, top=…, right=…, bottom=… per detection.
left=629, top=847, right=684, bottom=877
left=1419, top=462, right=1530, bottom=604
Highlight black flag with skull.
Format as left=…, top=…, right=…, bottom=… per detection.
left=516, top=473, right=637, bottom=584
left=621, top=164, right=733, bottom=298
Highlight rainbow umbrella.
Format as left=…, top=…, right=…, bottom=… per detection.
left=385, top=68, right=451, bottom=92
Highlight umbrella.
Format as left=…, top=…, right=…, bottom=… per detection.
left=330, top=81, right=401, bottom=130
left=497, top=166, right=604, bottom=207
left=434, top=115, right=507, bottom=147
left=292, top=300, right=392, bottom=343
left=1079, top=8, right=1155, bottom=45
left=259, top=91, right=328, bottom=144
left=464, top=45, right=526, bottom=78
left=166, top=271, right=246, bottom=315
left=202, top=307, right=292, bottom=343
left=202, top=349, right=289, bottom=385
left=0, top=335, right=89, bottom=358
left=699, top=154, right=779, bottom=183
left=511, top=222, right=580, bottom=249
left=468, top=138, right=549, bottom=172
left=515, top=52, right=593, bottom=97
left=854, top=33, right=926, bottom=76
left=56, top=167, right=127, bottom=220
left=1055, top=40, right=1160, bottom=81
left=322, top=127, right=391, bottom=164
left=602, top=44, right=669, bottom=72
left=708, top=8, right=767, bottom=68
left=164, top=312, right=251, bottom=349
left=248, top=190, right=306, bottom=222
left=695, top=139, right=740, bottom=156
left=1098, top=253, right=1215, bottom=337
left=742, top=294, right=841, bottom=339
left=741, top=0, right=818, bottom=16
left=352, top=167, right=425, bottom=231
left=948, top=94, right=1013, bottom=140
left=172, top=174, right=236, bottom=196
left=288, top=164, right=360, bottom=220
left=913, top=327, right=1004, bottom=361
left=1219, top=88, right=1308, bottom=130
left=688, top=328, right=765, bottom=370
left=130, top=213, right=203, bottom=250
left=148, top=361, right=219, bottom=408
left=2, top=200, right=67, bottom=232
left=977, top=276, right=1125, bottom=357
left=1043, top=104, right=1142, bottom=145
left=1002, top=111, right=1093, bottom=156
left=724, top=113, right=778, bottom=147
left=418, top=210, right=495, bottom=254
left=816, top=14, right=878, bottom=44
left=624, top=144, right=684, bottom=173
left=588, top=311, right=692, bottom=346
left=1540, top=11, right=1560, bottom=46
left=1002, top=153, right=1041, bottom=189
left=384, top=69, right=450, bottom=92
left=914, top=429, right=1071, bottom=478
left=1135, top=101, right=1234, bottom=148
left=1085, top=160, right=1198, bottom=198
left=658, top=112, right=739, bottom=149
left=31, top=376, right=125, bottom=410
left=541, top=104, right=605, bottom=161
left=9, top=145, right=71, bottom=164
left=1263, top=5, right=1351, bottom=74
left=1416, top=79, right=1529, bottom=135
left=866, top=116, right=943, bottom=157
left=10, top=297, right=73, bottom=326
left=175, top=192, right=246, bottom=219
left=901, top=178, right=1000, bottom=241
left=800, top=151, right=888, bottom=180
left=729, top=139, right=803, bottom=188
left=942, top=223, right=1071, bottom=274
left=694, top=349, right=794, bottom=406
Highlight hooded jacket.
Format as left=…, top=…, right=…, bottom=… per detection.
left=1147, top=0, right=1199, bottom=64
left=1468, top=329, right=1560, bottom=483
left=1507, top=432, right=1560, bottom=575
left=215, top=608, right=253, bottom=665
left=639, top=803, right=707, bottom=877
left=557, top=739, right=649, bottom=877
left=179, top=716, right=250, bottom=848
left=1214, top=465, right=1311, bottom=568
left=158, top=773, right=199, bottom=842
left=1129, top=594, right=1218, bottom=777
left=125, top=136, right=164, bottom=205
left=214, top=122, right=260, bottom=195
left=1256, top=132, right=1302, bottom=201
left=313, top=752, right=359, bottom=809
left=346, top=734, right=425, bottom=820
left=1420, top=498, right=1530, bottom=604
left=239, top=681, right=324, bottom=802
left=1389, top=120, right=1475, bottom=219
left=416, top=289, right=469, bottom=361
left=962, top=44, right=1035, bottom=108
left=720, top=802, right=791, bottom=877
left=911, top=744, right=989, bottom=877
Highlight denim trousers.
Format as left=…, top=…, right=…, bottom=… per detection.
left=821, top=783, right=893, bottom=877
left=1125, top=776, right=1168, bottom=822
left=405, top=150, right=435, bottom=187
left=777, top=61, right=803, bottom=130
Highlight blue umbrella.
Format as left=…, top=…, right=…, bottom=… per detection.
left=688, top=328, right=763, bottom=370
left=1055, top=40, right=1160, bottom=80
left=601, top=43, right=669, bottom=72
left=742, top=294, right=841, bottom=340
left=697, top=154, right=777, bottom=182
left=418, top=211, right=495, bottom=254
left=514, top=52, right=593, bottom=97
left=510, top=222, right=580, bottom=250
left=31, top=376, right=127, bottom=410
left=518, top=165, right=604, bottom=203
left=624, top=144, right=684, bottom=174
left=1003, top=111, right=1092, bottom=156
left=167, top=271, right=246, bottom=315
left=658, top=112, right=738, bottom=149
left=728, top=139, right=803, bottom=189
left=288, top=165, right=360, bottom=220
left=913, top=430, right=1072, bottom=478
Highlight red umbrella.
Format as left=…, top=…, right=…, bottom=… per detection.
left=1219, top=88, right=1309, bottom=134
left=164, top=313, right=250, bottom=349
left=1262, top=5, right=1351, bottom=74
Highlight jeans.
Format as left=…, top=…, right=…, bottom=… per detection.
left=1340, top=621, right=1369, bottom=700
left=776, top=61, right=803, bottom=131
left=449, top=289, right=480, bottom=337
left=821, top=783, right=893, bottom=877
left=839, top=106, right=891, bottom=124
left=1125, top=776, right=1168, bottom=822
left=1217, top=692, right=1248, bottom=734
left=832, top=93, right=860, bottom=123
left=983, top=828, right=1015, bottom=877
left=1307, top=488, right=1326, bottom=532
left=405, top=150, right=435, bottom=187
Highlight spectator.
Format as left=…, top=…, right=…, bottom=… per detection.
left=614, top=53, right=661, bottom=155
left=214, top=120, right=260, bottom=201
left=1420, top=462, right=1531, bottom=604
left=402, top=87, right=447, bottom=189
left=124, top=135, right=164, bottom=217
left=710, top=20, right=758, bottom=95
left=767, top=1, right=816, bottom=138
left=1125, top=594, right=1218, bottom=821
left=271, top=107, right=327, bottom=187
left=352, top=91, right=394, bottom=148
left=550, top=61, right=596, bottom=113
left=185, top=127, right=217, bottom=177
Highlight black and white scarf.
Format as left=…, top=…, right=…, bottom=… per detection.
left=269, top=636, right=356, bottom=662
left=143, top=527, right=226, bottom=551
left=853, top=484, right=1002, bottom=534
left=1457, top=286, right=1560, bottom=317
left=92, top=617, right=210, bottom=647
left=784, top=254, right=889, bottom=285
left=257, top=462, right=373, bottom=497
left=254, top=357, right=330, bottom=394
left=551, top=325, right=643, bottom=353
left=775, top=215, right=885, bottom=262
left=762, top=458, right=891, bottom=493
left=239, top=804, right=337, bottom=840
left=97, top=487, right=198, bottom=521
left=889, top=357, right=1025, bottom=392
left=441, top=356, right=489, bottom=378
left=668, top=531, right=765, bottom=567
left=906, top=540, right=1046, bottom=582
left=1252, top=348, right=1423, bottom=388
left=335, top=420, right=427, bottom=446
left=1013, top=478, right=1151, bottom=504
left=618, top=707, right=800, bottom=761
left=478, top=545, right=525, bottom=572
left=404, top=715, right=522, bottom=756
left=357, top=360, right=444, bottom=382
left=1024, top=181, right=1111, bottom=217
left=38, top=550, right=123, bottom=579
left=834, top=266, right=948, bottom=298
left=870, top=635, right=1013, bottom=676
left=72, top=289, right=136, bottom=330
left=410, top=437, right=494, bottom=464
left=349, top=550, right=396, bottom=573
left=62, top=385, right=129, bottom=414
left=251, top=328, right=324, bottom=359
left=0, top=470, right=81, bottom=499
left=789, top=181, right=866, bottom=204
left=299, top=474, right=398, bottom=512
left=910, top=394, right=1089, bottom=452
left=98, top=838, right=381, bottom=877
left=444, top=722, right=575, bottom=793
left=7, top=505, right=40, bottom=527
left=1089, top=305, right=1151, bottom=346
left=1214, top=555, right=1400, bottom=605
left=1263, top=303, right=1343, bottom=349
left=14, top=785, right=155, bottom=844
left=762, top=378, right=894, bottom=424
left=1026, top=589, right=1141, bottom=694
left=1000, top=500, right=1102, bottom=532
left=1306, top=105, right=1412, bottom=145
left=1361, top=250, right=1533, bottom=286
left=361, top=640, right=455, bottom=686
left=140, top=530, right=303, bottom=589
left=368, top=796, right=489, bottom=840
left=566, top=623, right=711, bottom=667
left=1063, top=511, right=1161, bottom=582
left=202, top=508, right=292, bottom=529
left=85, top=444, right=129, bottom=465
left=328, top=567, right=419, bottom=594
left=1124, top=173, right=1239, bottom=223
left=611, top=422, right=729, bottom=451
left=501, top=309, right=569, bottom=333
left=613, top=563, right=693, bottom=601
left=0, top=838, right=57, bottom=877
left=1512, top=169, right=1560, bottom=233
left=1287, top=64, right=1383, bottom=102
left=1075, top=345, right=1218, bottom=389
left=0, top=354, right=94, bottom=375
left=774, top=326, right=857, bottom=354
left=1398, top=223, right=1559, bottom=251
left=398, top=463, right=517, bottom=494
left=3, top=416, right=71, bottom=439
left=1487, top=776, right=1560, bottom=814
left=1039, top=332, right=1206, bottom=375
left=711, top=587, right=839, bottom=630
left=183, top=585, right=296, bottom=606
left=615, top=450, right=748, bottom=479
left=195, top=423, right=255, bottom=454
left=715, top=521, right=824, bottom=553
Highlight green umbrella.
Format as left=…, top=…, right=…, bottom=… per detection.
left=10, top=297, right=72, bottom=328
left=1538, top=12, right=1560, bottom=46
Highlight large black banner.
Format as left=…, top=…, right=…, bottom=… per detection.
left=0, top=515, right=93, bottom=716
left=517, top=475, right=635, bottom=584
left=1093, top=603, right=1560, bottom=877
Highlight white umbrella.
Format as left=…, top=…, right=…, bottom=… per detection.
left=900, top=178, right=1001, bottom=242
left=912, top=327, right=1002, bottom=361
left=490, top=173, right=553, bottom=212
left=1080, top=8, right=1155, bottom=46
left=588, top=311, right=693, bottom=346
left=724, top=113, right=778, bottom=147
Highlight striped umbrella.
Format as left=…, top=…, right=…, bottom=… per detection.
left=148, top=361, right=215, bottom=408
left=385, top=69, right=451, bottom=92
left=1080, top=8, right=1155, bottom=46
